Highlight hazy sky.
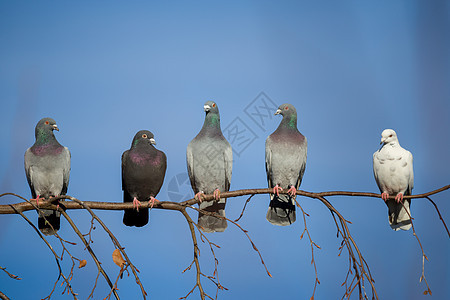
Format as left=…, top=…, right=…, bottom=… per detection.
left=0, top=1, right=449, bottom=299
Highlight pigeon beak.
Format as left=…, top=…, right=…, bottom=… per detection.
left=380, top=137, right=386, bottom=145
left=53, top=124, right=59, bottom=131
left=149, top=138, right=156, bottom=145
left=274, top=109, right=282, bottom=115
left=204, top=105, right=211, bottom=112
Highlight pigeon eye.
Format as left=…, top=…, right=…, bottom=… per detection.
left=142, top=134, right=147, bottom=138
left=284, top=106, right=289, bottom=110
left=212, top=103, right=216, bottom=107
left=389, top=134, right=393, bottom=137
left=45, top=121, right=49, bottom=125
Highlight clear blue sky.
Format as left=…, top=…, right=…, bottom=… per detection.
left=0, top=1, right=449, bottom=299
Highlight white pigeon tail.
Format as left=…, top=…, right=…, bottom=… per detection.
left=373, top=129, right=414, bottom=231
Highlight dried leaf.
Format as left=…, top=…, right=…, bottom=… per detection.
left=78, top=259, right=87, bottom=268
left=112, top=249, right=125, bottom=268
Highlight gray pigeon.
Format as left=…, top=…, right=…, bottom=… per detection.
left=373, top=129, right=414, bottom=231
left=122, top=130, right=167, bottom=227
left=266, top=104, right=307, bottom=226
left=187, top=101, right=232, bottom=233
left=24, top=117, right=71, bottom=235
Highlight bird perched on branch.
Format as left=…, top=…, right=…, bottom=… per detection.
left=122, top=130, right=167, bottom=227
left=265, top=103, right=307, bottom=226
left=373, top=129, right=414, bottom=231
left=24, top=117, right=71, bottom=235
left=187, top=101, right=232, bottom=233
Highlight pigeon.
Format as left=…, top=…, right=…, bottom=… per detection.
left=187, top=101, right=232, bottom=233
left=24, top=117, right=71, bottom=235
left=122, top=130, right=167, bottom=227
left=265, top=103, right=307, bottom=226
left=373, top=129, right=414, bottom=231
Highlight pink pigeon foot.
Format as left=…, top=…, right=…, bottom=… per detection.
left=273, top=184, right=283, bottom=196
left=31, top=195, right=42, bottom=206
left=395, top=193, right=404, bottom=203
left=149, top=196, right=160, bottom=209
left=287, top=186, right=297, bottom=197
left=132, top=197, right=142, bottom=212
left=381, top=192, right=389, bottom=202
left=195, top=192, right=205, bottom=202
left=213, top=189, right=221, bottom=200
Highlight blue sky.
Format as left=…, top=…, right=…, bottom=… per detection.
left=0, top=1, right=449, bottom=299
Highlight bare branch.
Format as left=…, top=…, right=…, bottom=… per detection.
left=59, top=209, right=119, bottom=300
left=425, top=196, right=450, bottom=238
left=0, top=184, right=448, bottom=299
left=1, top=185, right=448, bottom=214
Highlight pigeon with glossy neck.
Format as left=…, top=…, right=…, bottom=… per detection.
left=122, top=130, right=167, bottom=227
left=265, top=103, right=307, bottom=226
left=187, top=101, right=232, bottom=232
left=373, top=129, right=414, bottom=231
left=25, top=117, right=71, bottom=235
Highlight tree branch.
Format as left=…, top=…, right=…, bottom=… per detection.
left=0, top=184, right=448, bottom=299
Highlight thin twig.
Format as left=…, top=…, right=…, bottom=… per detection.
left=59, top=209, right=119, bottom=300
left=425, top=196, right=450, bottom=238
left=296, top=200, right=320, bottom=300
left=401, top=201, right=432, bottom=295
left=180, top=208, right=207, bottom=300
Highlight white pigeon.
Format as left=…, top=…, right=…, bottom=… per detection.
left=373, top=129, right=414, bottom=231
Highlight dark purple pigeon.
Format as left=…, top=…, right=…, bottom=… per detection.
left=24, top=117, right=71, bottom=235
left=265, top=103, right=307, bottom=226
left=122, top=130, right=167, bottom=227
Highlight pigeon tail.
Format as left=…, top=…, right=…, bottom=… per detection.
left=387, top=199, right=412, bottom=231
left=38, top=209, right=61, bottom=236
left=198, top=198, right=227, bottom=233
left=266, top=194, right=296, bottom=226
left=123, top=208, right=149, bottom=227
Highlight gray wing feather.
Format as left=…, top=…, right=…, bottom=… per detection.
left=61, top=147, right=71, bottom=195
left=24, top=148, right=36, bottom=198
left=224, top=142, right=232, bottom=191
left=295, top=138, right=307, bottom=188
left=186, top=143, right=198, bottom=193
left=265, top=138, right=273, bottom=189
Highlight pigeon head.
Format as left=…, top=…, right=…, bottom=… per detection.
left=204, top=101, right=219, bottom=114
left=132, top=130, right=156, bottom=147
left=275, top=103, right=297, bottom=117
left=380, top=129, right=398, bottom=145
left=35, top=117, right=59, bottom=141
left=275, top=103, right=297, bottom=129
left=202, top=101, right=221, bottom=129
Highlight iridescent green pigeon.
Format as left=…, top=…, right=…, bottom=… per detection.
left=265, top=103, right=307, bottom=226
left=187, top=101, right=232, bottom=233
left=24, top=117, right=71, bottom=235
left=122, top=130, right=167, bottom=227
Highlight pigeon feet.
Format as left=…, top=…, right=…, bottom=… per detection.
left=195, top=192, right=205, bottom=202
left=381, top=192, right=389, bottom=202
left=395, top=193, right=404, bottom=203
left=132, top=197, right=142, bottom=212
left=213, top=189, right=221, bottom=200
left=273, top=185, right=283, bottom=196
left=149, top=196, right=160, bottom=208
left=31, top=195, right=42, bottom=206
left=287, top=186, right=297, bottom=197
